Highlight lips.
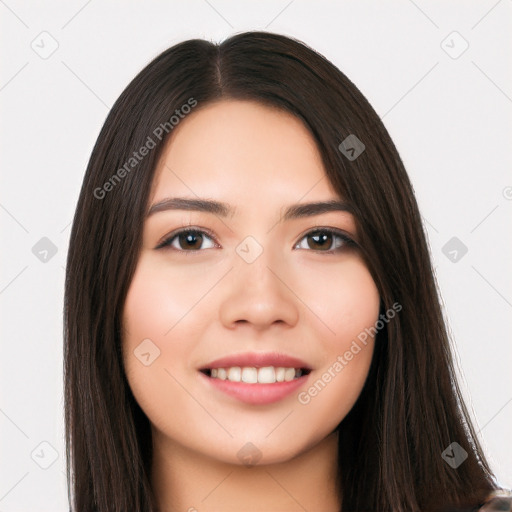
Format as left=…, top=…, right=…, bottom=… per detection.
left=198, top=352, right=312, bottom=405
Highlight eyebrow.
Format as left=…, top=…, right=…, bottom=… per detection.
left=146, top=197, right=354, bottom=221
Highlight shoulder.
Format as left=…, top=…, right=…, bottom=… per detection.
left=477, top=490, right=512, bottom=511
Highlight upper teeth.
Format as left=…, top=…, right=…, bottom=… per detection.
left=209, top=366, right=303, bottom=383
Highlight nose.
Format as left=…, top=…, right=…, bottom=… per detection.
left=218, top=246, right=299, bottom=332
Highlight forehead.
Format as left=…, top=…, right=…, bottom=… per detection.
left=150, top=99, right=341, bottom=209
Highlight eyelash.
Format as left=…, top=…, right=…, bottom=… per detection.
left=155, top=226, right=356, bottom=255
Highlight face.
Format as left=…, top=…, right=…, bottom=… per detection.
left=122, top=99, right=380, bottom=466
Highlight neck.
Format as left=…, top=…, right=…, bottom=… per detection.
left=150, top=430, right=341, bottom=512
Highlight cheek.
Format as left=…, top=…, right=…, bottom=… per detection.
left=122, top=254, right=219, bottom=365
left=121, top=258, right=200, bottom=435
left=121, top=257, right=181, bottom=383
left=123, top=257, right=201, bottom=340
left=294, top=258, right=380, bottom=419
left=299, top=256, right=381, bottom=344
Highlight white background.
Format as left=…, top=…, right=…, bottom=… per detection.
left=1, top=1, right=511, bottom=510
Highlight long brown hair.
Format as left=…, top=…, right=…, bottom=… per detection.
left=64, top=31, right=498, bottom=511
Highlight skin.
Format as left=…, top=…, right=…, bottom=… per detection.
left=122, top=100, right=381, bottom=512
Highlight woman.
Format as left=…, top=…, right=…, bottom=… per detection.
left=64, top=31, right=511, bottom=511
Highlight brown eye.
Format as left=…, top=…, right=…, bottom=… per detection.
left=307, top=231, right=333, bottom=250
left=156, top=229, right=216, bottom=251
left=295, top=228, right=355, bottom=253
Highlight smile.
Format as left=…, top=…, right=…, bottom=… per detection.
left=201, top=366, right=309, bottom=383
left=198, top=352, right=313, bottom=405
